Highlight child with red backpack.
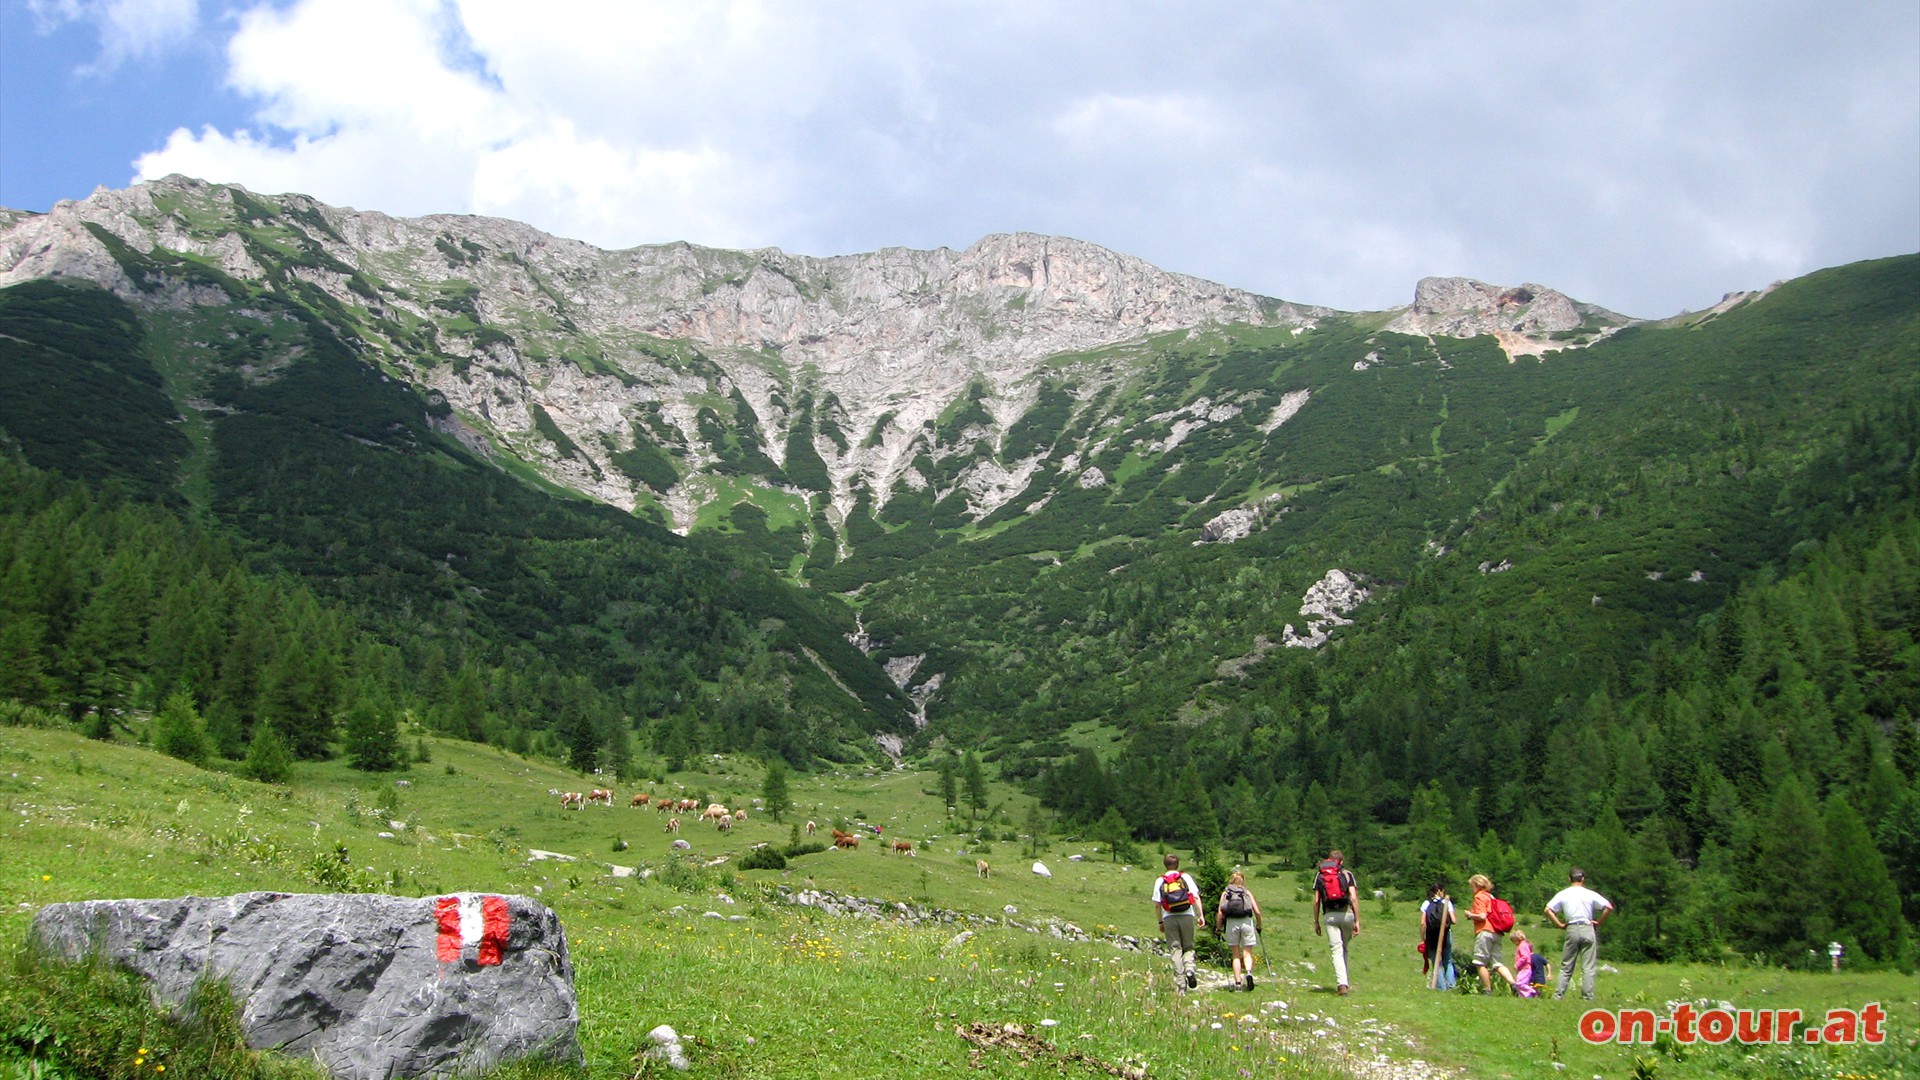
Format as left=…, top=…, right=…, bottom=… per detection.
left=1466, top=873, right=1519, bottom=994
left=1152, top=854, right=1204, bottom=993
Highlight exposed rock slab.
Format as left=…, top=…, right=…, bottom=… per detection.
left=30, top=891, right=579, bottom=1080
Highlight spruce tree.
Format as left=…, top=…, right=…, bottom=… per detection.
left=761, top=758, right=792, bottom=822
left=1093, top=806, right=1134, bottom=862
left=244, top=722, right=293, bottom=784
left=938, top=754, right=957, bottom=814
left=154, top=687, right=211, bottom=766
left=1740, top=774, right=1830, bottom=962
left=962, top=751, right=988, bottom=820
left=1824, top=795, right=1910, bottom=963
left=343, top=699, right=402, bottom=772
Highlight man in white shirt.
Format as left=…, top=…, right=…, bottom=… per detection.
left=1543, top=867, right=1615, bottom=1000
left=1152, top=854, right=1203, bottom=992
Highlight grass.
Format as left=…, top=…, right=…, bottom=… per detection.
left=3, top=722, right=1915, bottom=1079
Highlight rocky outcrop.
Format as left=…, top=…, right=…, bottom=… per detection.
left=1281, top=569, right=1370, bottom=649
left=1384, top=276, right=1631, bottom=347
left=30, top=892, right=579, bottom=1080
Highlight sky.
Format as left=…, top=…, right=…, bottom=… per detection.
left=3, top=1, right=1916, bottom=319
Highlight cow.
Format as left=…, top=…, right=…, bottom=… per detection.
left=678, top=798, right=699, bottom=813
left=732, top=809, right=748, bottom=823
left=716, top=815, right=732, bottom=833
left=829, top=828, right=852, bottom=843
left=655, top=799, right=674, bottom=814
left=804, top=820, right=818, bottom=835
left=834, top=834, right=859, bottom=849
left=977, top=860, right=991, bottom=878
left=891, top=840, right=916, bottom=857
left=666, top=817, right=681, bottom=834
left=560, top=792, right=585, bottom=809
left=630, top=793, right=651, bottom=808
left=587, top=789, right=614, bottom=806
left=702, top=804, right=731, bottom=825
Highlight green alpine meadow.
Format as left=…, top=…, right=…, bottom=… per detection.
left=0, top=179, right=1915, bottom=1078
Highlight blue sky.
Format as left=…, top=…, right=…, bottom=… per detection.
left=3, top=0, right=1917, bottom=318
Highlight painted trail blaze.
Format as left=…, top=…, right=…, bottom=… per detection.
left=435, top=894, right=511, bottom=965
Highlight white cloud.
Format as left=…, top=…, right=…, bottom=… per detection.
left=122, top=1, right=1918, bottom=317
left=29, top=0, right=198, bottom=71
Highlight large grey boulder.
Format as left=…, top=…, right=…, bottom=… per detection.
left=31, top=892, right=579, bottom=1080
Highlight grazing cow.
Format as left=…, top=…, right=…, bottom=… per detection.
left=891, top=840, right=916, bottom=857
left=630, top=793, right=651, bottom=808
left=560, top=792, right=585, bottom=809
left=655, top=799, right=674, bottom=814
left=587, top=789, right=614, bottom=806
left=834, top=834, right=859, bottom=849
left=716, top=815, right=732, bottom=832
left=805, top=820, right=818, bottom=836
left=702, top=804, right=731, bottom=825
left=977, top=860, right=991, bottom=878
left=732, top=809, right=748, bottom=823
left=829, top=828, right=852, bottom=844
left=666, top=818, right=680, bottom=834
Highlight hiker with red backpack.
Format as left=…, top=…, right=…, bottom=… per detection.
left=1152, top=854, right=1204, bottom=993
left=1311, top=849, right=1360, bottom=996
left=1466, top=873, right=1519, bottom=994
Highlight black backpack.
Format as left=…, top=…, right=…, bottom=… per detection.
left=1221, top=884, right=1253, bottom=918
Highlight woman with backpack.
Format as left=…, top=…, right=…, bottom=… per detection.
left=1465, top=873, right=1518, bottom=994
left=1418, top=883, right=1457, bottom=990
left=1214, top=870, right=1264, bottom=991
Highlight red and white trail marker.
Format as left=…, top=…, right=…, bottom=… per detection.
left=435, top=894, right=510, bottom=965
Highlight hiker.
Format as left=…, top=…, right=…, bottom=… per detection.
left=1543, top=867, right=1615, bottom=1001
left=1152, top=854, right=1204, bottom=992
left=1311, top=848, right=1360, bottom=996
left=1214, top=870, right=1264, bottom=991
left=1510, top=930, right=1540, bottom=998
left=1465, top=874, right=1517, bottom=993
left=1418, top=882, right=1457, bottom=991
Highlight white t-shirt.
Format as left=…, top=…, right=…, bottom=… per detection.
left=1546, top=884, right=1613, bottom=925
left=1153, top=872, right=1200, bottom=920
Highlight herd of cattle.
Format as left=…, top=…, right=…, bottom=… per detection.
left=546, top=787, right=987, bottom=874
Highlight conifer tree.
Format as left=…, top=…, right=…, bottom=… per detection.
left=1824, top=795, right=1910, bottom=963
left=962, top=751, right=988, bottom=820
left=1093, top=806, right=1134, bottom=862
left=761, top=758, right=791, bottom=822
left=938, top=753, right=957, bottom=813
left=154, top=687, right=210, bottom=766
left=244, top=722, right=292, bottom=784
left=343, top=699, right=402, bottom=772
left=1740, top=774, right=1830, bottom=962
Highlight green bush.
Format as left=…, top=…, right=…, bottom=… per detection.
left=739, top=846, right=787, bottom=871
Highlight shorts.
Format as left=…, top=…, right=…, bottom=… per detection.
left=1473, top=930, right=1503, bottom=968
left=1223, top=916, right=1258, bottom=947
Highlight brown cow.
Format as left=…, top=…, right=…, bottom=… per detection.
left=716, top=815, right=732, bottom=832
left=732, top=809, right=748, bottom=823
left=804, top=820, right=818, bottom=835
left=560, top=791, right=584, bottom=809
left=655, top=799, right=674, bottom=814
left=891, top=840, right=916, bottom=857
left=666, top=817, right=681, bottom=834
left=587, top=788, right=614, bottom=806
left=630, top=793, right=651, bottom=808
left=834, top=834, right=860, bottom=849
left=977, top=859, right=991, bottom=878
left=702, top=804, right=731, bottom=825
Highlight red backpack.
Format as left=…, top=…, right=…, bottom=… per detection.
left=1159, top=872, right=1193, bottom=913
left=1317, top=861, right=1349, bottom=905
left=1487, top=896, right=1516, bottom=934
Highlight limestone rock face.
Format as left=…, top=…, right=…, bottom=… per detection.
left=30, top=891, right=579, bottom=1080
left=1281, top=569, right=1370, bottom=649
left=1385, top=276, right=1631, bottom=343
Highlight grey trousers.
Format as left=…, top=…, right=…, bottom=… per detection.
left=1161, top=912, right=1197, bottom=984
left=1554, top=923, right=1598, bottom=1000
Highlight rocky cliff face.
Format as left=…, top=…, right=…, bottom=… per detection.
left=0, top=177, right=1332, bottom=530
left=0, top=178, right=1629, bottom=537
